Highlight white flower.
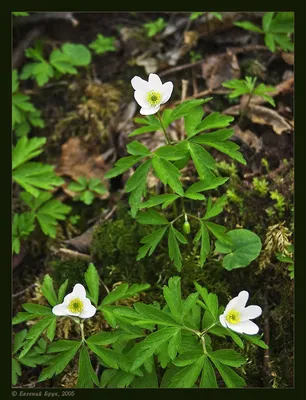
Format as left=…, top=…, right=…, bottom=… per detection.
left=219, top=290, right=262, bottom=335
left=52, top=283, right=96, bottom=319
left=131, top=73, right=173, bottom=115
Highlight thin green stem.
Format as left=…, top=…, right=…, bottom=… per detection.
left=201, top=321, right=218, bottom=335
left=201, top=336, right=207, bottom=354
left=186, top=213, right=201, bottom=222
left=157, top=111, right=172, bottom=144
left=170, top=213, right=184, bottom=225
left=80, top=320, right=85, bottom=342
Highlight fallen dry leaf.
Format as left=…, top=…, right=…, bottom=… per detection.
left=57, top=137, right=109, bottom=199
left=281, top=52, right=294, bottom=65
left=233, top=125, right=263, bottom=153
left=202, top=50, right=240, bottom=89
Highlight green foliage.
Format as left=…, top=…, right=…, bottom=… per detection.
left=190, top=12, right=222, bottom=21
left=89, top=34, right=117, bottom=55
left=234, top=12, right=294, bottom=53
left=12, top=212, right=35, bottom=254
left=275, top=244, right=294, bottom=279
left=20, top=41, right=92, bottom=87
left=270, top=190, right=286, bottom=214
left=144, top=18, right=167, bottom=37
left=12, top=70, right=45, bottom=136
left=252, top=177, right=269, bottom=196
left=222, top=76, right=276, bottom=106
left=13, top=12, right=30, bottom=16
left=67, top=176, right=108, bottom=205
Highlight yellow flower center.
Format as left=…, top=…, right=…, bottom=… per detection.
left=147, top=90, right=162, bottom=106
left=225, top=309, right=241, bottom=324
left=68, top=298, right=84, bottom=313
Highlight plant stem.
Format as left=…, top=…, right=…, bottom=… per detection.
left=186, top=213, right=201, bottom=222
left=201, top=336, right=207, bottom=354
left=201, top=321, right=218, bottom=335
left=80, top=320, right=85, bottom=342
left=157, top=111, right=172, bottom=144
left=171, top=213, right=184, bottom=225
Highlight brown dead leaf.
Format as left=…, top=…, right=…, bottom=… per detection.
left=184, top=30, right=199, bottom=47
left=57, top=137, right=109, bottom=198
left=281, top=52, right=294, bottom=65
left=233, top=125, right=263, bottom=153
left=202, top=50, right=240, bottom=89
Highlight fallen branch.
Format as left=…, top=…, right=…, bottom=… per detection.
left=58, top=248, right=91, bottom=261
left=13, top=27, right=44, bottom=69
left=13, top=12, right=79, bottom=27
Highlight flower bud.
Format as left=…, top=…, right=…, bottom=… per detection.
left=183, top=221, right=191, bottom=234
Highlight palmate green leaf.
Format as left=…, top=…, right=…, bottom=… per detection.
left=49, top=49, right=77, bottom=74
left=242, top=334, right=268, bottom=349
left=13, top=93, right=36, bottom=113
left=89, top=34, right=117, bottom=55
left=131, top=368, right=158, bottom=388
left=169, top=356, right=205, bottom=388
left=12, top=69, right=19, bottom=93
left=85, top=263, right=100, bottom=306
left=137, top=226, right=168, bottom=260
left=58, top=279, right=69, bottom=303
left=131, top=326, right=181, bottom=371
left=265, top=33, right=276, bottom=52
left=172, top=350, right=203, bottom=367
left=12, top=312, right=40, bottom=325
left=152, top=156, right=184, bottom=196
left=170, top=98, right=212, bottom=122
left=77, top=345, right=99, bottom=388
left=12, top=136, right=47, bottom=170
left=209, top=349, right=246, bottom=367
left=12, top=212, right=35, bottom=254
left=186, top=177, right=228, bottom=196
left=46, top=318, right=57, bottom=342
left=184, top=106, right=204, bottom=137
left=38, top=342, right=82, bottom=382
left=155, top=145, right=186, bottom=161
left=203, top=195, right=227, bottom=220
left=62, top=43, right=92, bottom=66
left=204, top=221, right=232, bottom=245
left=268, top=12, right=294, bottom=34
left=22, top=304, right=52, bottom=316
left=262, top=12, right=275, bottom=32
left=88, top=178, right=108, bottom=195
left=215, top=229, right=262, bottom=270
left=128, top=125, right=161, bottom=138
left=42, top=274, right=58, bottom=307
left=101, top=282, right=150, bottom=306
left=20, top=61, right=54, bottom=87
left=136, top=209, right=168, bottom=225
left=273, top=34, right=294, bottom=52
left=209, top=358, right=246, bottom=388
left=104, top=155, right=143, bottom=178
left=192, top=128, right=234, bottom=144
left=163, top=276, right=183, bottom=324
left=12, top=358, right=22, bottom=385
left=88, top=343, right=131, bottom=371
left=194, top=221, right=210, bottom=266
left=234, top=21, right=263, bottom=33
left=168, top=226, right=183, bottom=271
left=190, top=112, right=234, bottom=137
left=156, top=341, right=171, bottom=368
left=133, top=303, right=180, bottom=327
left=100, top=369, right=135, bottom=388
left=13, top=330, right=28, bottom=355
left=139, top=194, right=179, bottom=209
left=167, top=329, right=181, bottom=360
left=126, top=140, right=151, bottom=156
left=87, top=331, right=121, bottom=346
left=200, top=355, right=218, bottom=388
left=13, top=162, right=64, bottom=198
left=188, top=142, right=216, bottom=177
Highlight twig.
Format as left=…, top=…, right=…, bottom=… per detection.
left=58, top=248, right=91, bottom=261
left=100, top=278, right=110, bottom=294
left=13, top=283, right=37, bottom=298
left=159, top=45, right=268, bottom=77
left=13, top=27, right=44, bottom=69
left=13, top=12, right=79, bottom=27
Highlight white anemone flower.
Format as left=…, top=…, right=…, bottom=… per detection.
left=52, top=283, right=96, bottom=319
left=219, top=290, right=262, bottom=335
left=131, top=73, right=173, bottom=115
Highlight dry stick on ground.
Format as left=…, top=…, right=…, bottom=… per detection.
left=13, top=12, right=79, bottom=27
left=13, top=27, right=44, bottom=69
left=58, top=248, right=91, bottom=261
left=12, top=283, right=38, bottom=298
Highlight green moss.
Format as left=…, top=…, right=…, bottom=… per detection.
left=51, top=259, right=88, bottom=289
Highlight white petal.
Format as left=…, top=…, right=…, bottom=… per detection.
left=219, top=313, right=227, bottom=328
left=72, top=284, right=86, bottom=299
left=148, top=73, right=163, bottom=91
left=79, top=304, right=96, bottom=319
left=240, top=305, right=262, bottom=321
left=224, top=295, right=239, bottom=314
left=239, top=320, right=259, bottom=335
left=161, top=81, right=173, bottom=104
left=140, top=105, right=160, bottom=115
left=225, top=321, right=246, bottom=334
left=131, top=76, right=150, bottom=91
left=52, top=303, right=68, bottom=316
left=134, top=90, right=150, bottom=108
left=63, top=292, right=75, bottom=306
left=236, top=291, right=249, bottom=309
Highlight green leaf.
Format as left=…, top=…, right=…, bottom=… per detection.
left=12, top=136, right=47, bottom=170
left=13, top=162, right=64, bottom=198
left=215, top=229, right=262, bottom=270
left=134, top=303, right=180, bottom=327
left=88, top=178, right=107, bottom=195
left=190, top=128, right=234, bottom=144
left=206, top=293, right=219, bottom=320
left=144, top=17, right=167, bottom=37
left=265, top=33, right=276, bottom=52
left=242, top=334, right=268, bottom=349
left=47, top=340, right=83, bottom=353
left=128, top=124, right=160, bottom=138
left=136, top=209, right=169, bottom=225
left=131, top=368, right=158, bottom=388
left=200, top=355, right=218, bottom=387
left=167, top=330, right=181, bottom=360
left=168, top=226, right=183, bottom=271
left=62, top=43, right=92, bottom=66
left=86, top=331, right=119, bottom=346
left=273, top=34, right=294, bottom=52
left=101, top=282, right=150, bottom=306
left=12, top=312, right=39, bottom=325
left=184, top=106, right=204, bottom=137
left=169, top=356, right=205, bottom=388
left=209, top=349, right=246, bottom=367
left=209, top=358, right=246, bottom=388
left=13, top=12, right=30, bottom=16
left=46, top=318, right=57, bottom=342
left=262, top=12, right=275, bottom=32
left=139, top=194, right=179, bottom=209
left=22, top=304, right=52, bottom=316
left=77, top=345, right=99, bottom=388
left=131, top=327, right=181, bottom=371
left=58, top=279, right=69, bottom=303
left=104, top=155, right=143, bottom=178
left=152, top=156, right=184, bottom=195
left=203, top=195, right=227, bottom=220
left=234, top=21, right=263, bottom=33
left=12, top=212, right=35, bottom=254
left=125, top=159, right=151, bottom=193
left=182, top=293, right=200, bottom=319
left=188, top=142, right=216, bottom=178
left=204, top=221, right=231, bottom=244
left=191, top=112, right=234, bottom=137
left=155, top=145, right=186, bottom=161
left=163, top=276, right=183, bottom=324
left=49, top=49, right=77, bottom=74
left=137, top=226, right=168, bottom=260
left=12, top=358, right=22, bottom=385
left=13, top=330, right=28, bottom=354
left=186, top=177, right=228, bottom=195
left=126, top=141, right=151, bottom=156
left=89, top=34, right=117, bottom=55
left=41, top=275, right=58, bottom=307
left=38, top=343, right=81, bottom=381
left=170, top=98, right=212, bottom=122
left=79, top=190, right=95, bottom=205
left=172, top=226, right=188, bottom=244
left=85, top=263, right=100, bottom=306
left=35, top=197, right=71, bottom=238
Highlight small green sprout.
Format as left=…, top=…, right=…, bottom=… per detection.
left=144, top=17, right=167, bottom=37
left=222, top=76, right=276, bottom=107
left=67, top=176, right=108, bottom=205
left=270, top=190, right=286, bottom=214
left=252, top=177, right=269, bottom=197
left=189, top=50, right=202, bottom=63
left=89, top=34, right=117, bottom=55
left=234, top=12, right=294, bottom=53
